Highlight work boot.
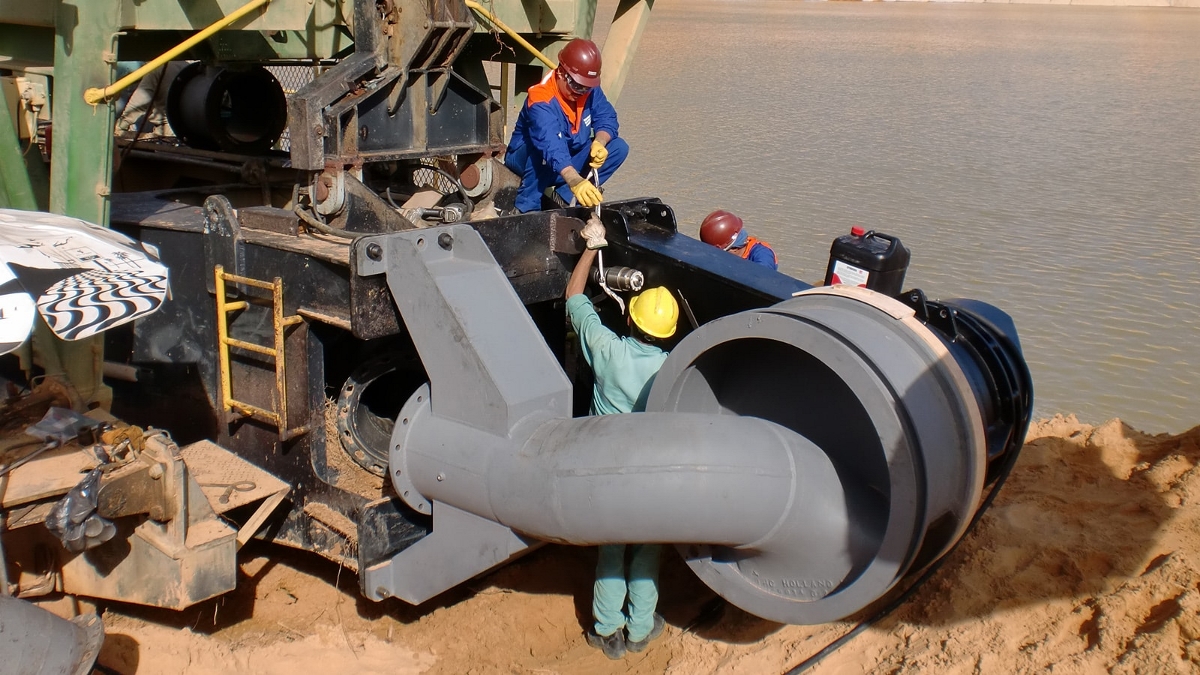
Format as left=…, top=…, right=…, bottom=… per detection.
left=586, top=629, right=626, bottom=660
left=625, top=614, right=665, bottom=653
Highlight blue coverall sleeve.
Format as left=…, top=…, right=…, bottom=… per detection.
left=589, top=88, right=619, bottom=139
left=566, top=294, right=620, bottom=367
left=749, top=244, right=779, bottom=270
left=526, top=102, right=574, bottom=175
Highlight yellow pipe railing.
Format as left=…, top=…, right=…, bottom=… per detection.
left=464, top=0, right=557, bottom=71
left=84, top=0, right=272, bottom=105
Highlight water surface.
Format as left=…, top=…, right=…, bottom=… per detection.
left=601, top=1, right=1200, bottom=433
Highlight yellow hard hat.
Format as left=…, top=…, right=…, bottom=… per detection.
left=628, top=287, right=679, bottom=339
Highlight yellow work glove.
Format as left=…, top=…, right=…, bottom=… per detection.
left=569, top=178, right=604, bottom=208
left=588, top=140, right=609, bottom=169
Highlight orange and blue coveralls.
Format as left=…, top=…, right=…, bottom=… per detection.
left=504, top=72, right=627, bottom=213
left=733, top=231, right=779, bottom=270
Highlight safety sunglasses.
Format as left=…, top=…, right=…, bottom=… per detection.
left=560, top=71, right=592, bottom=95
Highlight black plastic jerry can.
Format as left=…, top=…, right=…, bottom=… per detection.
left=823, top=226, right=911, bottom=297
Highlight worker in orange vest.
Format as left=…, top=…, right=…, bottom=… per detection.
left=503, top=39, right=626, bottom=212
left=699, top=210, right=778, bottom=270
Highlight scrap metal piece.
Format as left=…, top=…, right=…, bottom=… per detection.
left=57, top=432, right=238, bottom=609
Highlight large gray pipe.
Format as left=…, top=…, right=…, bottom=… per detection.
left=395, top=402, right=861, bottom=591
left=0, top=596, right=104, bottom=675
left=355, top=225, right=1031, bottom=625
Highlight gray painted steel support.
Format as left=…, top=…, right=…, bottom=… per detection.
left=356, top=224, right=570, bottom=602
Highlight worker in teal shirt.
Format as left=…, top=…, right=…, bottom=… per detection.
left=565, top=219, right=678, bottom=659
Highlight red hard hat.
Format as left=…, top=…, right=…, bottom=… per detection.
left=558, top=39, right=602, bottom=88
left=700, top=210, right=744, bottom=250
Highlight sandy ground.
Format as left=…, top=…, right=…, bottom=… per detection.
left=80, top=415, right=1200, bottom=674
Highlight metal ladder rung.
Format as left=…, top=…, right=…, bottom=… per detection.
left=230, top=401, right=280, bottom=424
left=222, top=337, right=276, bottom=357
left=213, top=264, right=310, bottom=441
left=220, top=272, right=279, bottom=291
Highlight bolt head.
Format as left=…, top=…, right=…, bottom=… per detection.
left=366, top=242, right=383, bottom=260
left=438, top=233, right=453, bottom=250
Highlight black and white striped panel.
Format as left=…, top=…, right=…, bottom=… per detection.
left=37, top=269, right=169, bottom=341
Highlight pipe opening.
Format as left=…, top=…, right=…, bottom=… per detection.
left=337, top=353, right=427, bottom=476
left=166, top=64, right=288, bottom=153
left=668, top=337, right=891, bottom=589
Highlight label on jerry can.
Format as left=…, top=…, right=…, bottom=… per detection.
left=830, top=260, right=870, bottom=288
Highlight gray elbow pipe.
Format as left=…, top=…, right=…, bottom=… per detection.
left=409, top=411, right=851, bottom=556
left=389, top=399, right=865, bottom=618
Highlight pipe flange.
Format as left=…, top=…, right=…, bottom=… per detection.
left=389, top=383, right=433, bottom=515
left=648, top=288, right=987, bottom=625
left=335, top=352, right=407, bottom=477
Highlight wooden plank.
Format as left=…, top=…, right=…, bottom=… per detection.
left=0, top=445, right=98, bottom=508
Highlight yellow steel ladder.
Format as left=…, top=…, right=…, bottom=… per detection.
left=214, top=265, right=311, bottom=441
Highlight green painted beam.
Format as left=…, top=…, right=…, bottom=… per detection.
left=44, top=0, right=121, bottom=410
left=599, top=0, right=653, bottom=104
left=50, top=1, right=119, bottom=225
left=0, top=84, right=48, bottom=211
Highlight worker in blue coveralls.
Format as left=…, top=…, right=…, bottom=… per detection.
left=699, top=210, right=779, bottom=270
left=504, top=38, right=627, bottom=212
left=565, top=218, right=677, bottom=660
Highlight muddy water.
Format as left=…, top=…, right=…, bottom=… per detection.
left=600, top=1, right=1200, bottom=433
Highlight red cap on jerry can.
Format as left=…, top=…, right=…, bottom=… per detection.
left=850, top=226, right=865, bottom=237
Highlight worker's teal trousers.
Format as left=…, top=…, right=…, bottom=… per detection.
left=593, top=543, right=662, bottom=641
